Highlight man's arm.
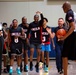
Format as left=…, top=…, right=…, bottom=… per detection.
left=59, top=22, right=75, bottom=41
left=19, top=28, right=25, bottom=39
left=65, top=22, right=75, bottom=38
left=46, top=27, right=55, bottom=39
left=3, top=30, right=8, bottom=42
left=36, top=11, right=44, bottom=26
left=8, top=29, right=11, bottom=51
left=51, top=38, right=55, bottom=50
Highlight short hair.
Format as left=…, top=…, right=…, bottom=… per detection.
left=2, top=23, right=7, bottom=26
left=43, top=17, right=48, bottom=22
left=34, top=14, right=39, bottom=18
left=62, top=1, right=71, bottom=10
left=58, top=18, right=64, bottom=21
left=12, top=19, right=18, bottom=23
left=22, top=16, right=27, bottom=20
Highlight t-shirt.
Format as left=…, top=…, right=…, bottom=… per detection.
left=19, top=23, right=29, bottom=39
left=9, top=26, right=22, bottom=43
left=29, top=14, right=44, bottom=44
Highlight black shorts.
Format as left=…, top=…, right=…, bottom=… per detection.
left=22, top=41, right=29, bottom=50
left=3, top=43, right=7, bottom=55
left=10, top=42, right=22, bottom=55
left=62, top=32, right=76, bottom=60
left=2, top=49, right=7, bottom=55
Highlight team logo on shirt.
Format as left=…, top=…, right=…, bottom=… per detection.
left=31, top=27, right=40, bottom=31
left=23, top=29, right=28, bottom=32
left=11, top=32, right=21, bottom=43
left=68, top=17, right=72, bottom=20
left=42, top=32, right=49, bottom=35
left=11, top=32, right=21, bottom=36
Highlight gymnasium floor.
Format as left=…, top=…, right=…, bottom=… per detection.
left=2, top=60, right=76, bottom=75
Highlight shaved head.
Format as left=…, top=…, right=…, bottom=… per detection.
left=62, top=1, right=71, bottom=13
left=22, top=16, right=27, bottom=20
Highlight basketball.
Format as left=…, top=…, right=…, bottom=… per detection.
left=56, top=29, right=66, bottom=39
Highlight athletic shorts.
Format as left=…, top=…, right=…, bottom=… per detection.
left=62, top=32, right=76, bottom=60
left=41, top=44, right=51, bottom=52
left=10, top=42, right=22, bottom=55
left=2, top=49, right=7, bottom=55
left=3, top=43, right=7, bottom=55
left=22, top=40, right=30, bottom=50
left=30, top=43, right=41, bottom=49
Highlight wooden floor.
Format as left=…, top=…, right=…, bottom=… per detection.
left=1, top=60, right=76, bottom=75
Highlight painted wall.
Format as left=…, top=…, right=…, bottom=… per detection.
left=0, top=0, right=76, bottom=58
left=0, top=0, right=76, bottom=27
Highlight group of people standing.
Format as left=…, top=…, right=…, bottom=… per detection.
left=0, top=11, right=55, bottom=75
left=0, top=1, right=76, bottom=75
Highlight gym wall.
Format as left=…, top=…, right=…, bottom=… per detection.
left=0, top=0, right=76, bottom=58
left=0, top=0, right=76, bottom=27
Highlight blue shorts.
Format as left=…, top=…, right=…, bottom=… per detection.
left=41, top=44, right=51, bottom=52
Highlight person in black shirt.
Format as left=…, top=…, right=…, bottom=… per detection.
left=19, top=16, right=29, bottom=72
left=0, top=23, right=4, bottom=75
left=8, top=19, right=25, bottom=75
left=41, top=18, right=55, bottom=72
left=29, top=11, right=43, bottom=72
left=2, top=23, right=8, bottom=73
left=59, top=1, right=76, bottom=75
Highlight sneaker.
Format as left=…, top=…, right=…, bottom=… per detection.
left=3, top=69, right=8, bottom=73
left=58, top=70, right=63, bottom=74
left=6, top=65, right=10, bottom=72
left=44, top=64, right=46, bottom=71
left=9, top=68, right=13, bottom=74
left=39, top=62, right=43, bottom=69
left=44, top=67, right=49, bottom=72
left=30, top=63, right=33, bottom=71
left=20, top=63, right=23, bottom=72
left=16, top=68, right=21, bottom=75
left=24, top=65, right=29, bottom=72
left=35, top=64, right=39, bottom=73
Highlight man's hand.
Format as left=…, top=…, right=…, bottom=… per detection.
left=8, top=46, right=11, bottom=52
left=36, top=11, right=42, bottom=14
left=46, top=27, right=55, bottom=38
left=58, top=35, right=66, bottom=41
left=46, top=27, right=51, bottom=34
left=0, top=31, right=2, bottom=35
